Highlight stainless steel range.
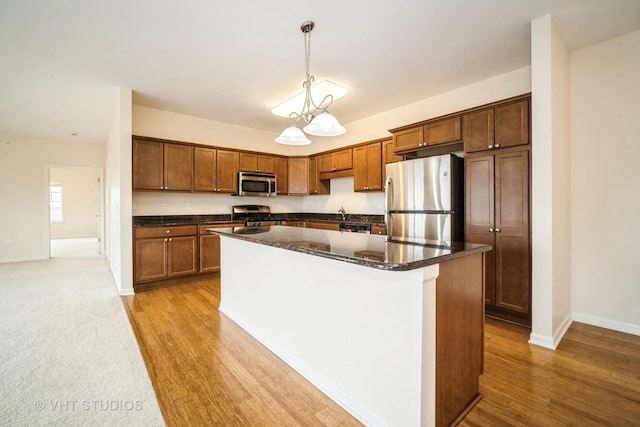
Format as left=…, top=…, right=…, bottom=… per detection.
left=232, top=205, right=286, bottom=227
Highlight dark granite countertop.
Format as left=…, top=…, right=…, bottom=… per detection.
left=133, top=213, right=385, bottom=227
left=208, top=225, right=490, bottom=272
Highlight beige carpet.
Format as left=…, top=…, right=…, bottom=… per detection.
left=51, top=237, right=100, bottom=258
left=0, top=255, right=165, bottom=426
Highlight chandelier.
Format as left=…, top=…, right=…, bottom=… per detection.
left=275, top=21, right=346, bottom=145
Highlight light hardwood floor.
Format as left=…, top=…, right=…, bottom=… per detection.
left=123, top=278, right=640, bottom=426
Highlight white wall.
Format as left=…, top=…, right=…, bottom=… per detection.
left=132, top=68, right=531, bottom=216
left=0, top=134, right=105, bottom=263
left=50, top=168, right=99, bottom=238
left=530, top=15, right=573, bottom=349
left=570, top=29, right=640, bottom=335
left=106, top=88, right=133, bottom=295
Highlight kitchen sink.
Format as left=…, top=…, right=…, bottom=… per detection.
left=338, top=223, right=371, bottom=233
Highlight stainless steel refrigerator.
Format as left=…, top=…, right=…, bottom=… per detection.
left=385, top=154, right=464, bottom=243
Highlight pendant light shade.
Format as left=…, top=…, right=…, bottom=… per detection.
left=274, top=20, right=346, bottom=145
left=274, top=125, right=311, bottom=145
left=303, top=111, right=346, bottom=137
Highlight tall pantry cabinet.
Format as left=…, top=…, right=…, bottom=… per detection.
left=463, top=95, right=531, bottom=326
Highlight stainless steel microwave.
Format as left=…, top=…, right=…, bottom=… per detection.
left=237, top=171, right=277, bottom=197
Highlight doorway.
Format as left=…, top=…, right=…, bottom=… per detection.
left=47, top=166, right=104, bottom=258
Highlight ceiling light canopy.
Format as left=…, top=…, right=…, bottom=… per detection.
left=271, top=80, right=347, bottom=118
left=274, top=21, right=346, bottom=146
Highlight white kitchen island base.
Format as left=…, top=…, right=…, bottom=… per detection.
left=218, top=234, right=485, bottom=427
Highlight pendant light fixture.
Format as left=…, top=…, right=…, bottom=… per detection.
left=275, top=21, right=346, bottom=145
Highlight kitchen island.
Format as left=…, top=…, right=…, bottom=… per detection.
left=208, top=225, right=490, bottom=427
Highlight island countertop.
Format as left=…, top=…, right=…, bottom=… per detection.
left=208, top=225, right=490, bottom=271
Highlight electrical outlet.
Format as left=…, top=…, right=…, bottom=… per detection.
left=3, top=238, right=13, bottom=244
left=157, top=203, right=166, bottom=209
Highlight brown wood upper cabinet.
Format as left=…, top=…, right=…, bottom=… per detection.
left=308, top=156, right=330, bottom=195
left=275, top=157, right=288, bottom=195
left=463, top=99, right=529, bottom=153
left=318, top=148, right=353, bottom=173
left=393, top=117, right=461, bottom=154
left=382, top=139, right=403, bottom=166
left=353, top=142, right=382, bottom=192
left=288, top=157, right=309, bottom=195
left=133, top=138, right=194, bottom=191
left=194, top=147, right=238, bottom=193
left=239, top=153, right=277, bottom=173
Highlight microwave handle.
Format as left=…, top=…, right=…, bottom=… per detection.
left=268, top=178, right=273, bottom=197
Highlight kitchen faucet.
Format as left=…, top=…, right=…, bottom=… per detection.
left=338, top=207, right=346, bottom=221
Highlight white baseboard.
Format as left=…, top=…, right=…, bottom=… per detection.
left=0, top=255, right=48, bottom=264
left=572, top=312, right=640, bottom=336
left=528, top=313, right=573, bottom=350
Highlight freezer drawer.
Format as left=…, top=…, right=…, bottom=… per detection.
left=387, top=213, right=454, bottom=242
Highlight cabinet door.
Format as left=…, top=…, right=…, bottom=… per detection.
left=238, top=153, right=258, bottom=172
left=333, top=149, right=353, bottom=171
left=133, top=139, right=164, bottom=190
left=393, top=126, right=423, bottom=153
left=257, top=155, right=276, bottom=173
left=199, top=234, right=220, bottom=273
left=308, top=156, right=319, bottom=194
left=465, top=155, right=496, bottom=305
left=463, top=109, right=495, bottom=153
left=365, top=142, right=382, bottom=191
left=353, top=146, right=368, bottom=191
left=275, top=157, right=288, bottom=194
left=494, top=150, right=530, bottom=314
left=495, top=100, right=529, bottom=149
left=167, top=236, right=198, bottom=277
left=288, top=157, right=309, bottom=195
left=134, top=238, right=168, bottom=283
left=216, top=150, right=239, bottom=193
left=354, top=143, right=382, bottom=191
left=164, top=143, right=193, bottom=191
left=424, top=117, right=461, bottom=146
left=318, top=153, right=334, bottom=173
left=194, top=147, right=216, bottom=192
left=382, top=139, right=403, bottom=166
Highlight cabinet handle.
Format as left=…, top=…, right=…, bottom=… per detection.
left=495, top=228, right=501, bottom=233
left=489, top=228, right=494, bottom=232
left=168, top=238, right=172, bottom=241
left=494, top=144, right=500, bottom=148
left=166, top=230, right=170, bottom=234
left=488, top=145, right=494, bottom=149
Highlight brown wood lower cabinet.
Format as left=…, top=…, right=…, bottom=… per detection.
left=134, top=223, right=244, bottom=291
left=465, top=148, right=531, bottom=326
left=198, top=223, right=243, bottom=273
left=370, top=225, right=386, bottom=235
left=304, top=221, right=340, bottom=231
left=134, top=226, right=198, bottom=284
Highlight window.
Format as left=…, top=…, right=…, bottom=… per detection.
left=50, top=184, right=63, bottom=222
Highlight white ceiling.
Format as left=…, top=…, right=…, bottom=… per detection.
left=1, top=0, right=639, bottom=143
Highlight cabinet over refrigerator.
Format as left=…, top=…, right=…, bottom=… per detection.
left=385, top=154, right=464, bottom=243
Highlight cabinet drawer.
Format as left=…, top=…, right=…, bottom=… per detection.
left=135, top=225, right=197, bottom=239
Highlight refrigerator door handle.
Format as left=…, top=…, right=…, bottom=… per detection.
left=385, top=176, right=393, bottom=236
